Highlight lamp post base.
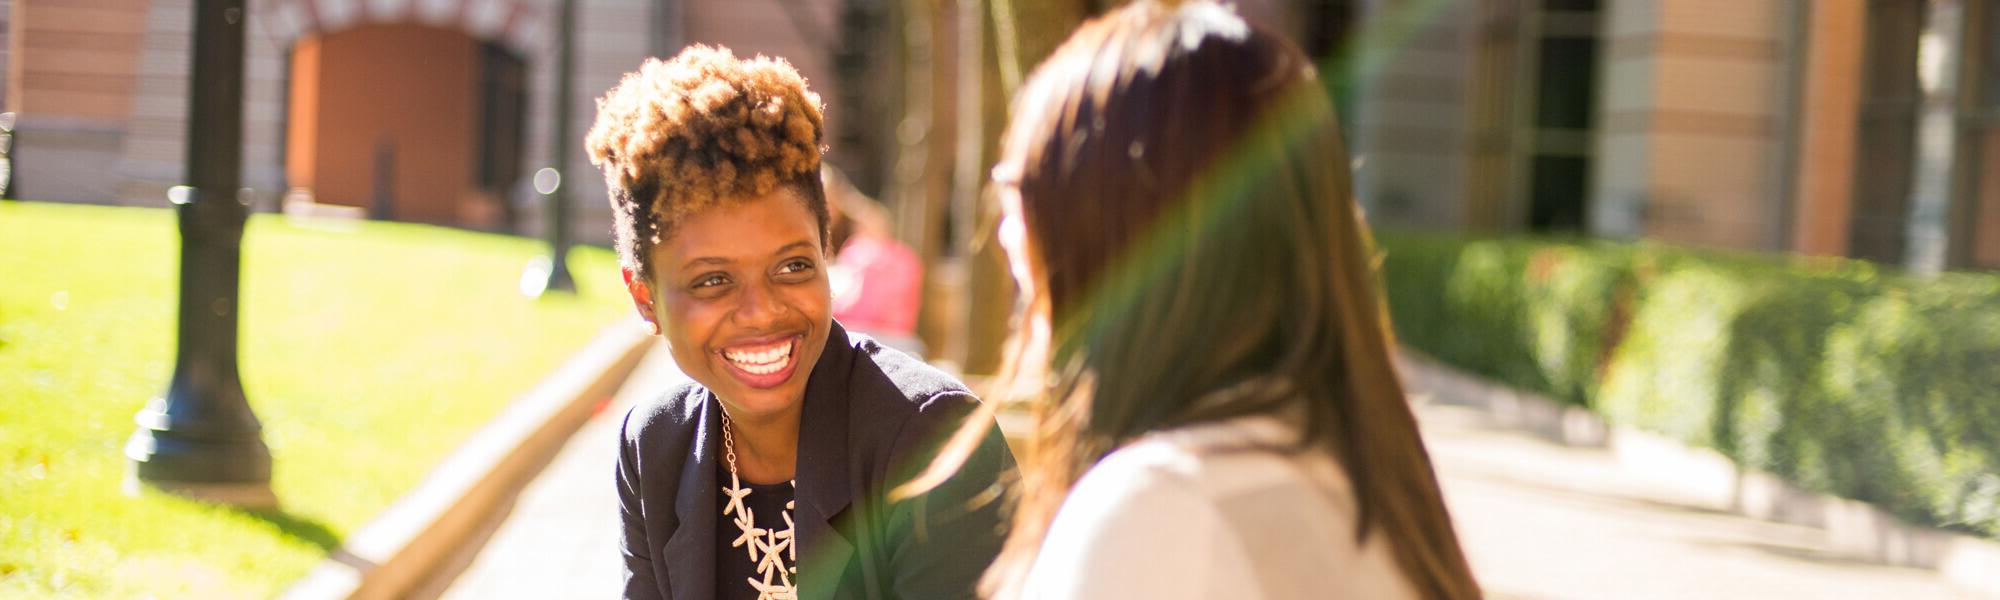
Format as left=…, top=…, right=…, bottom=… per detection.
left=125, top=412, right=276, bottom=509
left=123, top=473, right=277, bottom=509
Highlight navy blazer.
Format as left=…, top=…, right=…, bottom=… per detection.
left=616, top=322, right=1016, bottom=600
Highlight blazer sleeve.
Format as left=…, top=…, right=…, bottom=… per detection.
left=882, top=391, right=1018, bottom=599
left=617, top=405, right=666, bottom=600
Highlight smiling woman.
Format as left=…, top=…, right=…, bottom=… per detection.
left=651, top=191, right=832, bottom=448
left=584, top=46, right=1015, bottom=600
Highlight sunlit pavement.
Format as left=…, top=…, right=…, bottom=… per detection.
left=425, top=342, right=685, bottom=600
left=1420, top=401, right=1980, bottom=600
left=426, top=346, right=1981, bottom=599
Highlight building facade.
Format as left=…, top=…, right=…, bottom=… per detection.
left=1349, top=0, right=2000, bottom=272
left=5, top=0, right=863, bottom=243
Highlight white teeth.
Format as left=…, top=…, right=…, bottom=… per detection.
left=724, top=340, right=793, bottom=375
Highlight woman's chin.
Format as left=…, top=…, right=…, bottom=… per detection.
left=720, top=394, right=803, bottom=422
left=712, top=355, right=813, bottom=419
left=694, top=322, right=834, bottom=420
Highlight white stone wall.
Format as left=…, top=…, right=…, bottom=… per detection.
left=116, top=0, right=289, bottom=208
left=553, top=0, right=651, bottom=245
left=1348, top=0, right=1478, bottom=229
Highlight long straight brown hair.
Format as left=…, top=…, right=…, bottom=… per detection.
left=905, top=2, right=1480, bottom=598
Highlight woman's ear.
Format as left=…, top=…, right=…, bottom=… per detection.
left=622, top=266, right=661, bottom=336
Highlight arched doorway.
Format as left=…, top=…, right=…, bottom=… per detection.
left=284, top=24, right=527, bottom=229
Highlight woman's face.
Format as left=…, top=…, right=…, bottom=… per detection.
left=636, top=188, right=833, bottom=421
left=992, top=162, right=1038, bottom=304
left=993, top=161, right=1054, bottom=383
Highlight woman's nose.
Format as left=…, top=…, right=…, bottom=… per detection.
left=730, top=279, right=787, bottom=326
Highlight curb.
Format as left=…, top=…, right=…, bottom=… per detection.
left=1398, top=349, right=2000, bottom=599
left=279, top=320, right=655, bottom=600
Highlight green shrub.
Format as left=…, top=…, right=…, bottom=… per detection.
left=1380, top=234, right=1631, bottom=407
left=1379, top=231, right=2000, bottom=538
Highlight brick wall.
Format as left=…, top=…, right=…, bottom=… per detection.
left=7, top=0, right=150, bottom=203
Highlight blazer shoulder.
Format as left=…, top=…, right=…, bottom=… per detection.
left=846, top=332, right=975, bottom=412
left=620, top=378, right=705, bottom=449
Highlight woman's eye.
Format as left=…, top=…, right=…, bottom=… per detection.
left=693, top=274, right=730, bottom=288
left=778, top=259, right=815, bottom=275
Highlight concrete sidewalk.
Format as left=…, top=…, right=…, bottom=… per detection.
left=426, top=345, right=1983, bottom=599
left=1421, top=401, right=1977, bottom=599
left=425, top=341, right=684, bottom=600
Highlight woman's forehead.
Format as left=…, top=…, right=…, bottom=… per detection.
left=652, top=191, right=822, bottom=268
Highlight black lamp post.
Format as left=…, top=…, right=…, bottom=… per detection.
left=125, top=0, right=275, bottom=508
left=523, top=0, right=577, bottom=297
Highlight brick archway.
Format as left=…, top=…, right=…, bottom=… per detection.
left=260, top=0, right=548, bottom=56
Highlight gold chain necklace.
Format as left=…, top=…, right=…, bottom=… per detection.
left=720, top=411, right=798, bottom=599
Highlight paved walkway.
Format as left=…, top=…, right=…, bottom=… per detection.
left=1420, top=401, right=1976, bottom=599
left=433, top=345, right=1984, bottom=599
left=430, top=342, right=685, bottom=600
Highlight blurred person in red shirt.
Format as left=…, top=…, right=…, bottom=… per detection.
left=822, top=167, right=926, bottom=357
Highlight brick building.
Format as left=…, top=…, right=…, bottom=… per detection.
left=4, top=0, right=866, bottom=242
left=1346, top=0, right=2000, bottom=272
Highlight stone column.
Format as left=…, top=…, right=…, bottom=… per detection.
left=1591, top=0, right=1789, bottom=250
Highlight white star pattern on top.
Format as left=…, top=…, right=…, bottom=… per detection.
left=722, top=411, right=797, bottom=600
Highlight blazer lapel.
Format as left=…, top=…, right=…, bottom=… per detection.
left=663, top=390, right=719, bottom=600
left=795, top=323, right=857, bottom=600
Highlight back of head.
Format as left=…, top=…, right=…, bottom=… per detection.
left=1000, top=0, right=1333, bottom=433
left=990, top=2, right=1480, bottom=597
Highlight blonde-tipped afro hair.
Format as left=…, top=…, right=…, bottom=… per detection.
left=585, top=44, right=828, bottom=276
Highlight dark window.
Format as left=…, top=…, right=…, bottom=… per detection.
left=1530, top=155, right=1589, bottom=230
left=1543, top=0, right=1601, bottom=12
left=1535, top=37, right=1597, bottom=131
left=1847, top=0, right=1926, bottom=263
left=475, top=43, right=528, bottom=231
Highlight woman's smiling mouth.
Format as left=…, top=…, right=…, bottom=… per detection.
left=720, top=335, right=801, bottom=387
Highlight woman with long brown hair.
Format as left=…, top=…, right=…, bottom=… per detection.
left=957, top=1, right=1480, bottom=597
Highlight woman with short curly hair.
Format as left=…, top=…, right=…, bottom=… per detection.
left=587, top=45, right=1014, bottom=600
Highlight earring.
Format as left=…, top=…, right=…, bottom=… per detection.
left=643, top=320, right=661, bottom=335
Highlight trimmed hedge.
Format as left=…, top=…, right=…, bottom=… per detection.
left=1379, top=231, right=2000, bottom=538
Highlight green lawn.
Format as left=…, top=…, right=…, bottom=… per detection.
left=0, top=201, right=631, bottom=598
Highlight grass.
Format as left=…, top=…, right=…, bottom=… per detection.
left=0, top=201, right=631, bottom=598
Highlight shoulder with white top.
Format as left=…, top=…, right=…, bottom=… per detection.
left=1021, top=414, right=1421, bottom=600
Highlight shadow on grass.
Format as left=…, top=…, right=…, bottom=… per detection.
left=236, top=507, right=343, bottom=553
